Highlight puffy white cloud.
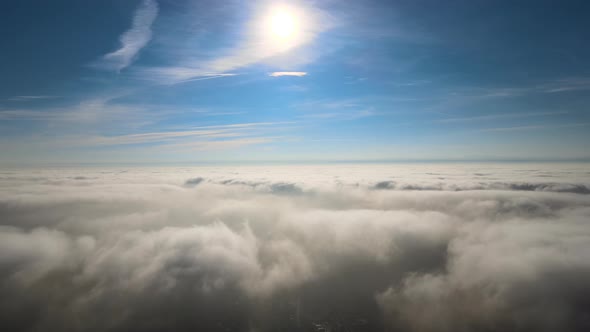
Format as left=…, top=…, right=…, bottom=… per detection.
left=0, top=164, right=589, bottom=331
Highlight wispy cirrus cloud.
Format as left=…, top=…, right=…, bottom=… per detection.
left=0, top=110, right=62, bottom=120
left=269, top=72, right=307, bottom=77
left=168, top=137, right=278, bottom=151
left=138, top=70, right=238, bottom=84
left=478, top=122, right=590, bottom=132
left=0, top=98, right=142, bottom=124
left=436, top=111, right=568, bottom=123
left=444, top=77, right=590, bottom=101
left=300, top=109, right=376, bottom=121
left=542, top=77, right=590, bottom=93
left=295, top=98, right=378, bottom=121
left=59, top=122, right=292, bottom=148
left=94, top=0, right=159, bottom=72
left=6, top=95, right=60, bottom=102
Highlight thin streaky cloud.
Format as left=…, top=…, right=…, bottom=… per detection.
left=136, top=67, right=237, bottom=84
left=166, top=137, right=278, bottom=150
left=0, top=98, right=145, bottom=125
left=541, top=77, right=590, bottom=93
left=436, top=111, right=569, bottom=123
left=479, top=122, right=590, bottom=132
left=296, top=98, right=362, bottom=110
left=178, top=73, right=239, bottom=84
left=269, top=72, right=308, bottom=77
left=95, top=0, right=158, bottom=71
left=0, top=110, right=59, bottom=120
left=59, top=122, right=294, bottom=147
left=78, top=130, right=240, bottom=147
left=7, top=95, right=60, bottom=101
left=191, top=121, right=296, bottom=130
left=300, top=109, right=376, bottom=121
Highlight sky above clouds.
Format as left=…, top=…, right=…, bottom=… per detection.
left=1, top=0, right=590, bottom=164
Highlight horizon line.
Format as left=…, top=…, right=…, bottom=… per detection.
left=2, top=158, right=590, bottom=168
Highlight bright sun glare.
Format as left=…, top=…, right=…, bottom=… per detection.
left=264, top=4, right=303, bottom=47
left=269, top=7, right=298, bottom=39
left=253, top=2, right=316, bottom=53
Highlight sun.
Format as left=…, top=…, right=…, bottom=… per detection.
left=251, top=2, right=317, bottom=54
left=268, top=7, right=298, bottom=39
left=263, top=4, right=303, bottom=48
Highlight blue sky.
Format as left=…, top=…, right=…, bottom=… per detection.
left=1, top=0, right=589, bottom=164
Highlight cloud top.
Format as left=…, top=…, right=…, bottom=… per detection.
left=0, top=164, right=589, bottom=331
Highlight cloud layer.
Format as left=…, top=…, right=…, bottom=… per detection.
left=0, top=164, right=589, bottom=331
